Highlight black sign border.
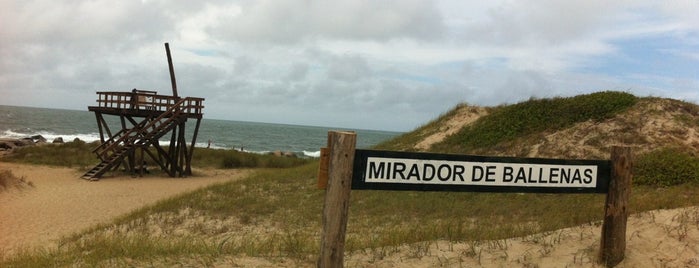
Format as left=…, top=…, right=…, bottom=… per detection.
left=351, top=149, right=612, bottom=194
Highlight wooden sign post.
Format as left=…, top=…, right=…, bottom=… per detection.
left=317, top=131, right=631, bottom=267
left=318, top=131, right=356, bottom=268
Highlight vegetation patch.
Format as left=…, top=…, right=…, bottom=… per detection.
left=434, top=91, right=637, bottom=153
left=3, top=141, right=310, bottom=170
left=2, top=140, right=97, bottom=168
left=635, top=147, right=699, bottom=187
left=193, top=148, right=311, bottom=169
left=0, top=169, right=33, bottom=191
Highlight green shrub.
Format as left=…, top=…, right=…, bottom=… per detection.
left=634, top=147, right=699, bottom=186
left=436, top=91, right=637, bottom=152
left=3, top=141, right=98, bottom=168
left=193, top=148, right=310, bottom=169
left=3, top=142, right=310, bottom=170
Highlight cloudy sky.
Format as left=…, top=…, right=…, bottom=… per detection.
left=1, top=1, right=698, bottom=131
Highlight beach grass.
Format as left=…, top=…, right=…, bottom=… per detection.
left=2, top=141, right=311, bottom=171
left=2, top=140, right=97, bottom=168
left=0, top=169, right=33, bottom=191
left=192, top=147, right=311, bottom=169
left=4, top=159, right=699, bottom=266
left=433, top=91, right=637, bottom=153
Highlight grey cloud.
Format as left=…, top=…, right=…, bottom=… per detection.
left=459, top=1, right=626, bottom=47
left=286, top=62, right=309, bottom=81
left=326, top=54, right=372, bottom=82
left=211, top=0, right=444, bottom=44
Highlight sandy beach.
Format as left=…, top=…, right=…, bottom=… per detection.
left=0, top=162, right=248, bottom=255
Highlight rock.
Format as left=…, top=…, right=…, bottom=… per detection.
left=52, top=137, right=64, bottom=143
left=283, top=151, right=297, bottom=158
left=30, top=135, right=47, bottom=143
left=272, top=150, right=283, bottom=157
left=20, top=138, right=35, bottom=146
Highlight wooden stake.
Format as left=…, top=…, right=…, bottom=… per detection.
left=318, top=131, right=356, bottom=268
left=318, top=147, right=330, bottom=189
left=598, top=146, right=632, bottom=267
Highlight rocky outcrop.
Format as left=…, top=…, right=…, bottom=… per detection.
left=0, top=135, right=48, bottom=156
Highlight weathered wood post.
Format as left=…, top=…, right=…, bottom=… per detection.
left=598, top=146, right=632, bottom=267
left=165, top=42, right=178, bottom=98
left=318, top=131, right=356, bottom=268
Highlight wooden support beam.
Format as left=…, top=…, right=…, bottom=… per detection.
left=94, top=112, right=105, bottom=144
left=318, top=131, right=356, bottom=268
left=186, top=118, right=202, bottom=175
left=165, top=42, right=178, bottom=98
left=598, top=146, right=632, bottom=267
left=177, top=121, right=186, bottom=176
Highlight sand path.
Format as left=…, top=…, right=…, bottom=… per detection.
left=0, top=162, right=248, bottom=255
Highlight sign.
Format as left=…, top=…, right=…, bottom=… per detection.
left=352, top=149, right=611, bottom=193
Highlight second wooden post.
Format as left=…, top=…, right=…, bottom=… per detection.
left=598, top=146, right=632, bottom=267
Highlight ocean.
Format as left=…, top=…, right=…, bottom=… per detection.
left=0, top=105, right=401, bottom=157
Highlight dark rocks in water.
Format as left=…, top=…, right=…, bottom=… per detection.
left=30, top=135, right=47, bottom=143
left=52, top=137, right=64, bottom=143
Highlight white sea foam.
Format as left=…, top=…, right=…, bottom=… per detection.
left=303, top=150, right=321, bottom=158
left=1, top=130, right=102, bottom=143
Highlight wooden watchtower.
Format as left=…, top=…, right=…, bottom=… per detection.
left=82, top=43, right=204, bottom=180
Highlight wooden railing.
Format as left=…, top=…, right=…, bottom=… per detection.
left=94, top=91, right=204, bottom=115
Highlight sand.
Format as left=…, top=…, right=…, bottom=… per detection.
left=344, top=207, right=699, bottom=267
left=0, top=162, right=248, bottom=255
left=2, top=162, right=699, bottom=267
left=414, top=106, right=488, bottom=151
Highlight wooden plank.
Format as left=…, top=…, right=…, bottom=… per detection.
left=598, top=146, right=632, bottom=267
left=318, top=131, right=356, bottom=268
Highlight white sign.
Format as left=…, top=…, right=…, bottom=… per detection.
left=364, top=157, right=597, bottom=188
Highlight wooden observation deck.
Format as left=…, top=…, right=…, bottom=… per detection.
left=82, top=43, right=205, bottom=180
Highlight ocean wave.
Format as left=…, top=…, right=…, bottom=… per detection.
left=303, top=150, right=321, bottom=158
left=1, top=130, right=102, bottom=143
left=1, top=130, right=323, bottom=159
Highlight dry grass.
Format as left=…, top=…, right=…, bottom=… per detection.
left=0, top=169, right=33, bottom=192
